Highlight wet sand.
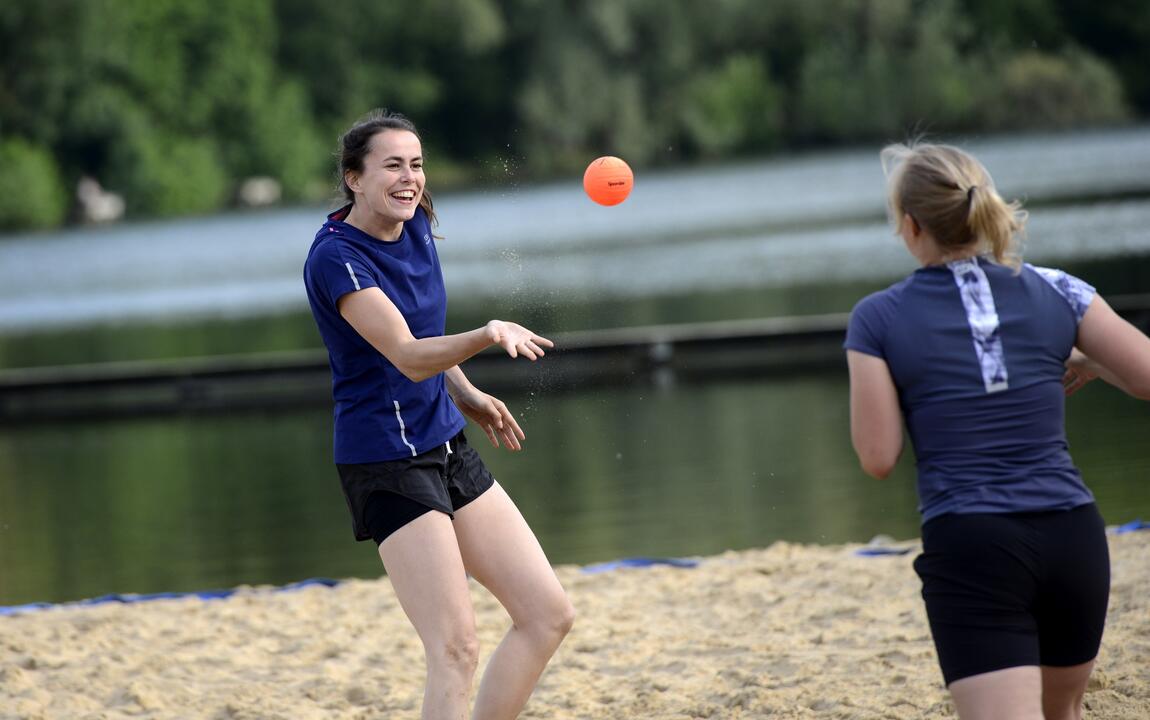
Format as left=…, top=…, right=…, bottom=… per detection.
left=2, top=531, right=1147, bottom=719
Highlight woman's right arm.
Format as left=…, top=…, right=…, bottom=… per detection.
left=847, top=350, right=904, bottom=479
left=1072, top=295, right=1150, bottom=400
left=338, top=287, right=553, bottom=382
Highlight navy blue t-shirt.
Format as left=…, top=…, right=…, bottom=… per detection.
left=844, top=257, right=1096, bottom=521
left=303, top=205, right=465, bottom=463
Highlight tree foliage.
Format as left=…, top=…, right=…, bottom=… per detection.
left=0, top=0, right=1144, bottom=231
left=0, top=137, right=68, bottom=230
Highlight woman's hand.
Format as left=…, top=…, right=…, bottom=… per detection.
left=1063, top=348, right=1100, bottom=397
left=485, top=320, right=554, bottom=360
left=452, top=384, right=526, bottom=451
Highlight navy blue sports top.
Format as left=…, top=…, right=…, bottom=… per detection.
left=845, top=257, right=1097, bottom=521
left=303, top=205, right=465, bottom=463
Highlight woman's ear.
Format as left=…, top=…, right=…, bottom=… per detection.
left=904, top=213, right=921, bottom=238
left=344, top=171, right=360, bottom=194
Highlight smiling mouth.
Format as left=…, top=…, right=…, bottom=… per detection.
left=391, top=190, right=417, bottom=202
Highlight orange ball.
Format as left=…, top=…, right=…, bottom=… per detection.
left=583, top=156, right=633, bottom=206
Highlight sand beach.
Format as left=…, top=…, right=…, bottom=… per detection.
left=2, top=531, right=1147, bottom=719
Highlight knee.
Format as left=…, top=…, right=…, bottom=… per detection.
left=556, top=597, right=576, bottom=637
left=1041, top=662, right=1095, bottom=720
left=428, top=630, right=480, bottom=677
left=1043, top=688, right=1086, bottom=720
left=528, top=595, right=576, bottom=645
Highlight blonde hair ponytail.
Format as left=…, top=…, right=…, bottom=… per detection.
left=882, top=142, right=1026, bottom=269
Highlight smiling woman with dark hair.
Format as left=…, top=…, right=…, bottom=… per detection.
left=303, top=108, right=573, bottom=720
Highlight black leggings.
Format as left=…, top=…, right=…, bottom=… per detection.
left=913, top=504, right=1110, bottom=685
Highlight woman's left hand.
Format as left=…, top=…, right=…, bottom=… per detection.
left=1063, top=348, right=1100, bottom=397
left=453, top=386, right=526, bottom=450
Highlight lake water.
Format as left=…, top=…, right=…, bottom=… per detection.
left=1, top=128, right=1149, bottom=606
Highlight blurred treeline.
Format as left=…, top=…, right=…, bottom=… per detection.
left=1, top=0, right=1144, bottom=231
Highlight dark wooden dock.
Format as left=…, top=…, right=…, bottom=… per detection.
left=2, top=294, right=1147, bottom=423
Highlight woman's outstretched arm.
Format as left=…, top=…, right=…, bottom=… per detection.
left=338, top=287, right=552, bottom=382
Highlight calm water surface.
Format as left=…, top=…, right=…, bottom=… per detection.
left=2, top=368, right=1147, bottom=607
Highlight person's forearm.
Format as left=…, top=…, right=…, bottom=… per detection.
left=1070, top=347, right=1137, bottom=396
left=1087, top=356, right=1137, bottom=396
left=444, top=365, right=474, bottom=398
left=390, top=329, right=492, bottom=382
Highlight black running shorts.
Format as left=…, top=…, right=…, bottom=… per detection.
left=336, top=430, right=495, bottom=544
left=913, top=503, right=1110, bottom=685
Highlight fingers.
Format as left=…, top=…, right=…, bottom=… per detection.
left=526, top=339, right=548, bottom=357
left=482, top=422, right=500, bottom=448
left=500, top=404, right=526, bottom=442
left=492, top=322, right=554, bottom=361
left=468, top=393, right=526, bottom=451
left=502, top=339, right=548, bottom=361
left=1062, top=369, right=1089, bottom=396
left=483, top=418, right=520, bottom=451
left=516, top=343, right=539, bottom=361
left=497, top=422, right=522, bottom=451
left=490, top=399, right=524, bottom=450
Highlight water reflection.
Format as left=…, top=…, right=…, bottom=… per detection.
left=2, top=367, right=1146, bottom=606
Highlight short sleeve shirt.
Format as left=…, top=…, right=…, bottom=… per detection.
left=303, top=205, right=465, bottom=463
left=844, top=257, right=1096, bottom=521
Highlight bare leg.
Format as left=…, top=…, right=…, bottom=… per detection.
left=453, top=482, right=575, bottom=720
left=948, top=666, right=1043, bottom=720
left=1041, top=661, right=1095, bottom=720
left=379, top=510, right=479, bottom=720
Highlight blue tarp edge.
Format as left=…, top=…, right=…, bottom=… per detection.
left=5, top=520, right=1146, bottom=613
left=0, top=577, right=339, bottom=617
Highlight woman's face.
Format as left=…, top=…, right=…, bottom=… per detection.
left=347, top=129, right=425, bottom=227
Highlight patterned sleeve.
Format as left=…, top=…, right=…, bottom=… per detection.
left=306, top=238, right=379, bottom=309
left=1027, top=264, right=1096, bottom=322
left=843, top=292, right=891, bottom=358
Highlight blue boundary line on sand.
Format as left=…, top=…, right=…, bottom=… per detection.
left=850, top=518, right=1150, bottom=558
left=0, top=558, right=703, bottom=615
left=4, top=522, right=1146, bottom=615
left=0, top=577, right=339, bottom=617
left=580, top=557, right=700, bottom=574
left=1111, top=518, right=1150, bottom=534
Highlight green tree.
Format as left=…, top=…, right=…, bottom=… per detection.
left=795, top=0, right=976, bottom=143
left=682, top=55, right=784, bottom=157
left=1, top=0, right=1148, bottom=233
left=0, top=0, right=88, bottom=149
left=110, top=127, right=229, bottom=216
left=1051, top=0, right=1150, bottom=113
left=977, top=48, right=1128, bottom=130
left=0, top=137, right=68, bottom=230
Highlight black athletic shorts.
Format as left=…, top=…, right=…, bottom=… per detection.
left=336, top=430, right=495, bottom=544
left=913, top=503, right=1110, bottom=686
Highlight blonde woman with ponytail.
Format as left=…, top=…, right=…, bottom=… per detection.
left=845, top=142, right=1150, bottom=720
